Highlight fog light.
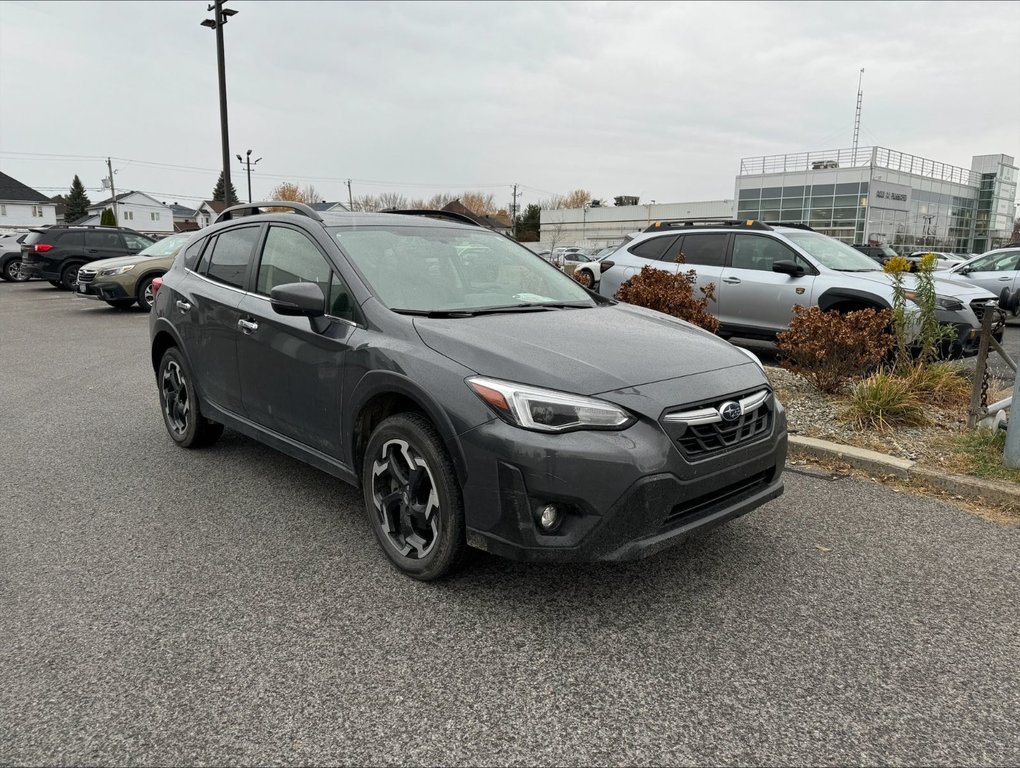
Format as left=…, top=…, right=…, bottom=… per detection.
left=538, top=504, right=560, bottom=531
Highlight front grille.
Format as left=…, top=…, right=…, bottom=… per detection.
left=663, top=389, right=773, bottom=459
left=664, top=469, right=772, bottom=527
left=971, top=299, right=1004, bottom=329
left=77, top=268, right=96, bottom=284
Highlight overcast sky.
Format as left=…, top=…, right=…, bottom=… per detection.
left=1, top=1, right=1018, bottom=211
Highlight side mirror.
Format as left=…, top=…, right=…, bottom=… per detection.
left=772, top=260, right=805, bottom=277
left=270, top=282, right=325, bottom=317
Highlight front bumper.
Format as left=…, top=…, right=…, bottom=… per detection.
left=457, top=397, right=787, bottom=562
left=76, top=279, right=130, bottom=301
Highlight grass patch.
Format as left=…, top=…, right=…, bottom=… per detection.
left=908, top=362, right=972, bottom=408
left=950, top=429, right=1020, bottom=484
left=843, top=371, right=929, bottom=432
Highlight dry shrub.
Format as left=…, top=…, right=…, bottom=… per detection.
left=907, top=361, right=971, bottom=408
left=775, top=305, right=894, bottom=394
left=843, top=371, right=929, bottom=431
left=615, top=265, right=720, bottom=333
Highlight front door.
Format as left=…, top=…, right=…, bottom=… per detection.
left=952, top=250, right=1020, bottom=296
left=237, top=224, right=356, bottom=458
left=718, top=233, right=817, bottom=333
left=84, top=230, right=128, bottom=262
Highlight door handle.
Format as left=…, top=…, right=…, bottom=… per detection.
left=999, top=276, right=1011, bottom=281
left=722, top=277, right=742, bottom=284
left=175, top=300, right=192, bottom=312
left=237, top=318, right=259, bottom=335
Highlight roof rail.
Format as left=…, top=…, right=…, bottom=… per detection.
left=642, top=218, right=773, bottom=233
left=214, top=201, right=325, bottom=224
left=760, top=221, right=816, bottom=232
left=382, top=209, right=484, bottom=227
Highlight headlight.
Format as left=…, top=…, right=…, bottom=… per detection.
left=467, top=376, right=634, bottom=432
left=736, top=346, right=765, bottom=373
left=901, top=290, right=963, bottom=311
left=98, top=264, right=136, bottom=277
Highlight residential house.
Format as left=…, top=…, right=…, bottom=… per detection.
left=308, top=201, right=350, bottom=213
left=441, top=199, right=512, bottom=236
left=77, top=191, right=173, bottom=235
left=168, top=202, right=200, bottom=233
left=0, top=170, right=58, bottom=230
left=195, top=200, right=226, bottom=229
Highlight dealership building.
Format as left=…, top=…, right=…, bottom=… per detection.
left=735, top=147, right=1017, bottom=254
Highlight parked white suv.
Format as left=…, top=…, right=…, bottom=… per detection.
left=597, top=220, right=1002, bottom=356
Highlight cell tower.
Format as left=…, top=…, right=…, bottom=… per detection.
left=852, top=68, right=864, bottom=165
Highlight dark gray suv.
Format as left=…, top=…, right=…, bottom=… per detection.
left=149, top=203, right=787, bottom=579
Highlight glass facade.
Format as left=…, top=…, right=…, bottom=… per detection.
left=736, top=148, right=1017, bottom=255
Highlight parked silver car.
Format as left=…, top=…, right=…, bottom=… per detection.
left=941, top=247, right=1020, bottom=306
left=598, top=220, right=1001, bottom=355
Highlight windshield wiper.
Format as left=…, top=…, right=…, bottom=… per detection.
left=392, top=302, right=592, bottom=318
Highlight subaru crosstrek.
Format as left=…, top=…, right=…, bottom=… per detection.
left=149, top=203, right=787, bottom=580
left=597, top=220, right=1001, bottom=356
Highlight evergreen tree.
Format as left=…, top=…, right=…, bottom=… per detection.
left=100, top=208, right=116, bottom=226
left=211, top=170, right=239, bottom=204
left=515, top=203, right=541, bottom=242
left=65, top=175, right=91, bottom=223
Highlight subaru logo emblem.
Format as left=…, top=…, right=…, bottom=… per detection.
left=718, top=401, right=742, bottom=422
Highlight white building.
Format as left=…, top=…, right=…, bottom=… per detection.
left=539, top=199, right=735, bottom=249
left=78, top=191, right=174, bottom=236
left=195, top=200, right=226, bottom=229
left=0, top=170, right=58, bottom=231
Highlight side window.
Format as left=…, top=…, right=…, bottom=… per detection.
left=204, top=226, right=260, bottom=289
left=85, top=231, right=124, bottom=250
left=256, top=226, right=331, bottom=296
left=731, top=235, right=800, bottom=272
left=629, top=235, right=679, bottom=262
left=183, top=238, right=207, bottom=271
left=329, top=272, right=357, bottom=323
left=56, top=231, right=84, bottom=247
left=980, top=251, right=1020, bottom=272
left=123, top=233, right=151, bottom=250
left=679, top=234, right=728, bottom=267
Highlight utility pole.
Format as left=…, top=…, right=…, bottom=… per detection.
left=510, top=183, right=520, bottom=239
left=202, top=1, right=238, bottom=209
left=852, top=67, right=864, bottom=165
left=346, top=179, right=353, bottom=210
left=106, top=157, right=117, bottom=225
left=236, top=149, right=261, bottom=203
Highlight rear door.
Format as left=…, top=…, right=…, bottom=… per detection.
left=84, top=230, right=129, bottom=262
left=671, top=232, right=730, bottom=321
left=184, top=224, right=262, bottom=415
left=236, top=224, right=357, bottom=457
left=718, top=233, right=817, bottom=333
left=617, top=234, right=681, bottom=283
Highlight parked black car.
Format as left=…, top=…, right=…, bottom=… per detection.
left=150, top=202, right=787, bottom=580
left=20, top=225, right=155, bottom=289
left=852, top=243, right=899, bottom=264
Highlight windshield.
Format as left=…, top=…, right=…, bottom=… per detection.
left=138, top=234, right=191, bottom=257
left=330, top=225, right=597, bottom=313
left=784, top=231, right=882, bottom=272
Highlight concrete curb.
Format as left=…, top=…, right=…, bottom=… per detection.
left=788, top=434, right=1020, bottom=508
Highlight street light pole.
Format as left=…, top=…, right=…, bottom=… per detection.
left=202, top=1, right=237, bottom=209
left=236, top=149, right=262, bottom=203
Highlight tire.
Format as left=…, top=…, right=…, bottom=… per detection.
left=136, top=274, right=160, bottom=312
left=157, top=347, right=224, bottom=449
left=575, top=269, right=594, bottom=288
left=362, top=412, right=467, bottom=581
left=106, top=299, right=136, bottom=309
left=59, top=264, right=81, bottom=291
left=998, top=287, right=1011, bottom=310
left=1, top=258, right=23, bottom=281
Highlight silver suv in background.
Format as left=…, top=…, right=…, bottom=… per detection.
left=597, top=220, right=1001, bottom=356
left=941, top=247, right=1020, bottom=309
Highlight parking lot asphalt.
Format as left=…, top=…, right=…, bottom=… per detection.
left=2, top=280, right=1019, bottom=766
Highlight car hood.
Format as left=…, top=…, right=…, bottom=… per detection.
left=413, top=303, right=759, bottom=395
left=834, top=270, right=997, bottom=300
left=85, top=254, right=174, bottom=272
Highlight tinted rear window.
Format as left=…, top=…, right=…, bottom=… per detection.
left=56, top=231, right=85, bottom=247
left=629, top=235, right=679, bottom=262
left=22, top=232, right=45, bottom=245
left=204, top=226, right=261, bottom=288
left=678, top=234, right=728, bottom=267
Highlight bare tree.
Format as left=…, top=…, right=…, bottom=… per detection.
left=352, top=194, right=381, bottom=212
left=268, top=182, right=321, bottom=204
left=461, top=191, right=498, bottom=216
left=561, top=189, right=592, bottom=209
left=377, top=192, right=408, bottom=210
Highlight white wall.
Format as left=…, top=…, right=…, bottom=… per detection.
left=539, top=199, right=735, bottom=248
left=0, top=201, right=57, bottom=229
left=88, top=193, right=172, bottom=235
